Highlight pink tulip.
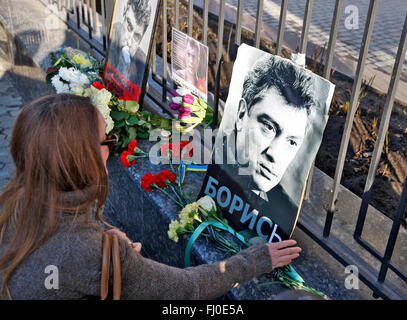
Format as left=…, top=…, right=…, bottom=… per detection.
left=178, top=106, right=191, bottom=113
left=178, top=112, right=191, bottom=119
left=169, top=102, right=181, bottom=110
left=182, top=94, right=194, bottom=104
left=170, top=89, right=178, bottom=97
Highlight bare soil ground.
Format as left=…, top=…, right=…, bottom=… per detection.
left=155, top=1, right=407, bottom=227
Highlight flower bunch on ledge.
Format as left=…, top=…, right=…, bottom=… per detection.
left=46, top=47, right=171, bottom=150
left=169, top=87, right=214, bottom=133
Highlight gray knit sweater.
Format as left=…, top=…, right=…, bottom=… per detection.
left=0, top=191, right=273, bottom=300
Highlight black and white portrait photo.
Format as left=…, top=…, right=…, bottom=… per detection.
left=171, top=28, right=209, bottom=100
left=200, top=44, right=335, bottom=241
left=104, top=0, right=160, bottom=102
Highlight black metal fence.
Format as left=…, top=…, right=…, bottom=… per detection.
left=46, top=0, right=407, bottom=299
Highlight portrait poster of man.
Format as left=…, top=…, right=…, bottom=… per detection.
left=103, top=0, right=161, bottom=104
left=171, top=28, right=209, bottom=101
left=199, top=44, right=335, bottom=242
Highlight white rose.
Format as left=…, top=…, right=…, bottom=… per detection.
left=172, top=96, right=183, bottom=104
left=105, top=115, right=114, bottom=134
left=197, top=196, right=216, bottom=213
left=70, top=84, right=85, bottom=96
left=176, top=87, right=191, bottom=96
left=91, top=88, right=112, bottom=110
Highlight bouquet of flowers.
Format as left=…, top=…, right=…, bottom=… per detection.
left=169, top=87, right=214, bottom=133
left=46, top=47, right=171, bottom=150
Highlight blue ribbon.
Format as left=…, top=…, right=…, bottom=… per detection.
left=184, top=221, right=247, bottom=268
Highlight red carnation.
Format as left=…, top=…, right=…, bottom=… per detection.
left=141, top=172, right=155, bottom=192
left=120, top=150, right=136, bottom=168
left=127, top=139, right=138, bottom=154
left=92, top=81, right=106, bottom=90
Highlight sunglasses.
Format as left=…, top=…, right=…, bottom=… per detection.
left=101, top=133, right=119, bottom=152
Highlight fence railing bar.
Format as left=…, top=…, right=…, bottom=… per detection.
left=354, top=13, right=407, bottom=239
left=234, top=0, right=243, bottom=47
left=202, top=0, right=209, bottom=45
left=101, top=0, right=106, bottom=50
left=325, top=0, right=379, bottom=235
left=254, top=0, right=263, bottom=48
left=323, top=0, right=343, bottom=79
left=91, top=0, right=97, bottom=38
left=377, top=177, right=407, bottom=284
left=187, top=0, right=194, bottom=36
left=152, top=39, right=157, bottom=76
left=174, top=0, right=179, bottom=30
left=76, top=1, right=81, bottom=29
left=276, top=0, right=288, bottom=56
left=354, top=235, right=407, bottom=284
left=162, top=0, right=168, bottom=101
left=215, top=0, right=225, bottom=72
left=299, top=0, right=313, bottom=53
left=86, top=0, right=93, bottom=39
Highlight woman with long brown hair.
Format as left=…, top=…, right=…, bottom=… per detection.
left=0, top=93, right=301, bottom=300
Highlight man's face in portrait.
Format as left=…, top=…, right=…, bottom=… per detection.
left=235, top=86, right=309, bottom=194
left=185, top=41, right=199, bottom=80
left=120, top=5, right=145, bottom=57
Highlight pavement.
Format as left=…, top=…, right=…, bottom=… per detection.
left=0, top=69, right=20, bottom=191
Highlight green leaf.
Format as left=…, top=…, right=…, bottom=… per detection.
left=128, top=127, right=138, bottom=141
left=126, top=115, right=139, bottom=125
left=110, top=110, right=129, bottom=121
left=114, top=119, right=126, bottom=128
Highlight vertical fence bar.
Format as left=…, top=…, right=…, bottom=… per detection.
left=162, top=0, right=168, bottom=101
left=254, top=0, right=263, bottom=48
left=91, top=0, right=97, bottom=38
left=213, top=0, right=225, bottom=127
left=377, top=177, right=407, bottom=284
left=202, top=0, right=209, bottom=45
left=323, top=0, right=343, bottom=79
left=87, top=0, right=93, bottom=39
left=187, top=0, right=194, bottom=36
left=235, top=0, right=243, bottom=47
left=174, top=0, right=179, bottom=30
left=276, top=0, right=288, bottom=56
left=101, top=0, right=106, bottom=50
left=152, top=40, right=157, bottom=75
left=324, top=0, right=379, bottom=237
left=354, top=13, right=407, bottom=239
left=299, top=0, right=313, bottom=54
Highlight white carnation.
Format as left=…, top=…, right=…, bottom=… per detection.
left=59, top=67, right=90, bottom=86
left=51, top=75, right=70, bottom=94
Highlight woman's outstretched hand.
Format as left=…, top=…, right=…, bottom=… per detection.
left=106, top=228, right=142, bottom=254
left=267, top=240, right=301, bottom=269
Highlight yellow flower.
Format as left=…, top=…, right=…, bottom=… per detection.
left=168, top=220, right=181, bottom=243
left=73, top=54, right=92, bottom=69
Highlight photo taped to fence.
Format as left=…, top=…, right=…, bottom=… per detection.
left=171, top=28, right=209, bottom=101
left=104, top=0, right=161, bottom=104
